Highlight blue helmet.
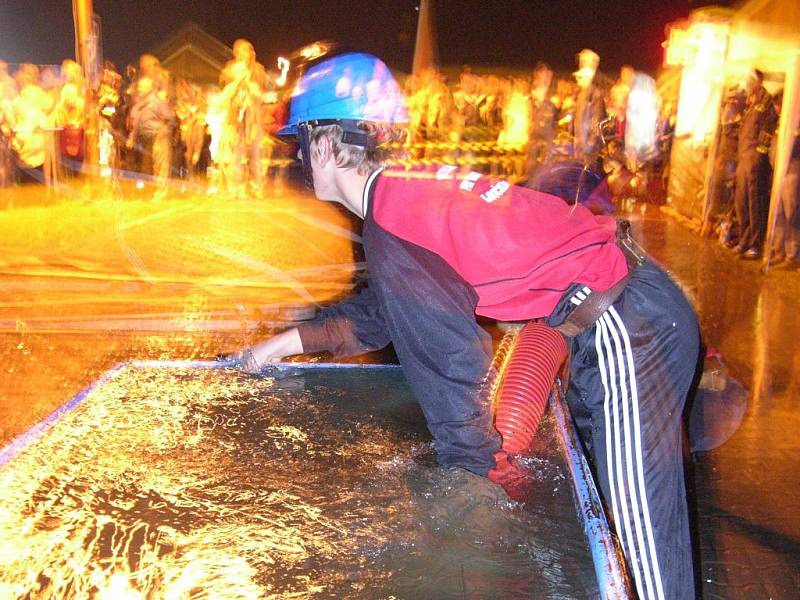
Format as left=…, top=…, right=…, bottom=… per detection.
left=278, top=52, right=408, bottom=138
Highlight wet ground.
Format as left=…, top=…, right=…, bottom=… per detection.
left=0, top=180, right=359, bottom=444
left=632, top=207, right=800, bottom=600
left=1, top=180, right=799, bottom=598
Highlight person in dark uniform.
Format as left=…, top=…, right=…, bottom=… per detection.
left=732, top=69, right=779, bottom=259
left=232, top=52, right=700, bottom=600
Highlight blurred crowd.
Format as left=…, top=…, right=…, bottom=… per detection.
left=1, top=43, right=678, bottom=207
left=402, top=48, right=676, bottom=201
left=0, top=39, right=289, bottom=199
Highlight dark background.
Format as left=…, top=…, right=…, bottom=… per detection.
left=1, top=1, right=731, bottom=75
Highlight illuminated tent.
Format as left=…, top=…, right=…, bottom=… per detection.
left=149, top=22, right=233, bottom=86
left=663, top=1, right=800, bottom=237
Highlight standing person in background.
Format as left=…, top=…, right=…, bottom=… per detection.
left=10, top=64, right=52, bottom=184
left=731, top=69, right=779, bottom=259
left=526, top=62, right=556, bottom=174
left=572, top=49, right=606, bottom=170
left=609, top=65, right=634, bottom=143
left=38, top=65, right=63, bottom=187
left=118, top=64, right=138, bottom=171
left=175, top=80, right=207, bottom=180
left=55, top=60, right=87, bottom=179
left=97, top=62, right=123, bottom=177
left=702, top=87, right=744, bottom=240
left=769, top=93, right=800, bottom=270
left=53, top=82, right=86, bottom=177
left=655, top=98, right=676, bottom=196
left=127, top=76, right=175, bottom=199
left=219, top=39, right=268, bottom=198
left=0, top=59, right=18, bottom=187
left=553, top=78, right=577, bottom=157
left=496, top=77, right=531, bottom=178
left=452, top=69, right=484, bottom=131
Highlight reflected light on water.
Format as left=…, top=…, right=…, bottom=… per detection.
left=0, top=366, right=597, bottom=598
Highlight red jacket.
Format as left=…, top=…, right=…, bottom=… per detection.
left=372, top=166, right=628, bottom=321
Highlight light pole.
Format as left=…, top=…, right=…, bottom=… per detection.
left=413, top=0, right=438, bottom=76
left=72, top=0, right=94, bottom=73
left=72, top=0, right=99, bottom=165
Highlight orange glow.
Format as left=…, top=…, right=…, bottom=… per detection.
left=297, top=41, right=331, bottom=62
left=276, top=57, right=290, bottom=87
left=673, top=20, right=731, bottom=143
left=497, top=83, right=532, bottom=151
left=664, top=26, right=695, bottom=67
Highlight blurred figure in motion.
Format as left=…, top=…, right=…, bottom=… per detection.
left=572, top=49, right=606, bottom=170
left=126, top=76, right=175, bottom=199
left=175, top=80, right=207, bottom=180
left=496, top=77, right=531, bottom=178
left=526, top=62, right=612, bottom=215
left=553, top=77, right=577, bottom=157
left=607, top=80, right=628, bottom=145
left=218, top=39, right=269, bottom=198
left=232, top=51, right=699, bottom=600
left=405, top=68, right=451, bottom=152
left=97, top=62, right=123, bottom=178
left=702, top=86, right=744, bottom=240
left=0, top=59, right=17, bottom=187
left=450, top=68, right=484, bottom=170
left=620, top=72, right=662, bottom=205
left=452, top=68, right=484, bottom=130
left=54, top=82, right=86, bottom=178
left=655, top=98, right=676, bottom=198
left=10, top=64, right=52, bottom=184
left=526, top=61, right=556, bottom=175
left=731, top=69, right=778, bottom=259
left=768, top=94, right=800, bottom=270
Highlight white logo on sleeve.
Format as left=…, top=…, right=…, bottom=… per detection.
left=480, top=180, right=510, bottom=203
left=436, top=165, right=458, bottom=180
left=459, top=171, right=482, bottom=191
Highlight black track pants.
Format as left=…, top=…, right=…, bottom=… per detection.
left=564, top=261, right=700, bottom=600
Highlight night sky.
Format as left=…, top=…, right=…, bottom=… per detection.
left=1, top=1, right=725, bottom=76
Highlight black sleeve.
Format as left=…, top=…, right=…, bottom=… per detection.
left=362, top=218, right=501, bottom=475
left=296, top=286, right=391, bottom=358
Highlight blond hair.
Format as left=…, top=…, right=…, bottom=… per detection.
left=309, top=122, right=405, bottom=175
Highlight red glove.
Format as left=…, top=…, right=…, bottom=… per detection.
left=487, top=450, right=531, bottom=502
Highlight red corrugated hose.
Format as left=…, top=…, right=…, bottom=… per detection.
left=495, top=322, right=568, bottom=454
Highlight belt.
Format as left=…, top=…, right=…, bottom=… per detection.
left=554, top=220, right=645, bottom=338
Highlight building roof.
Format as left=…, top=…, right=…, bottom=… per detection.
left=150, top=22, right=233, bottom=85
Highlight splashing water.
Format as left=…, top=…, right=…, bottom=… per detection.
left=0, top=366, right=597, bottom=599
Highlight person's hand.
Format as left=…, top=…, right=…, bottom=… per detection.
left=233, top=328, right=304, bottom=374
left=488, top=450, right=531, bottom=503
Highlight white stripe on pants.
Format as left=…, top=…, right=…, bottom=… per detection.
left=595, top=305, right=665, bottom=600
